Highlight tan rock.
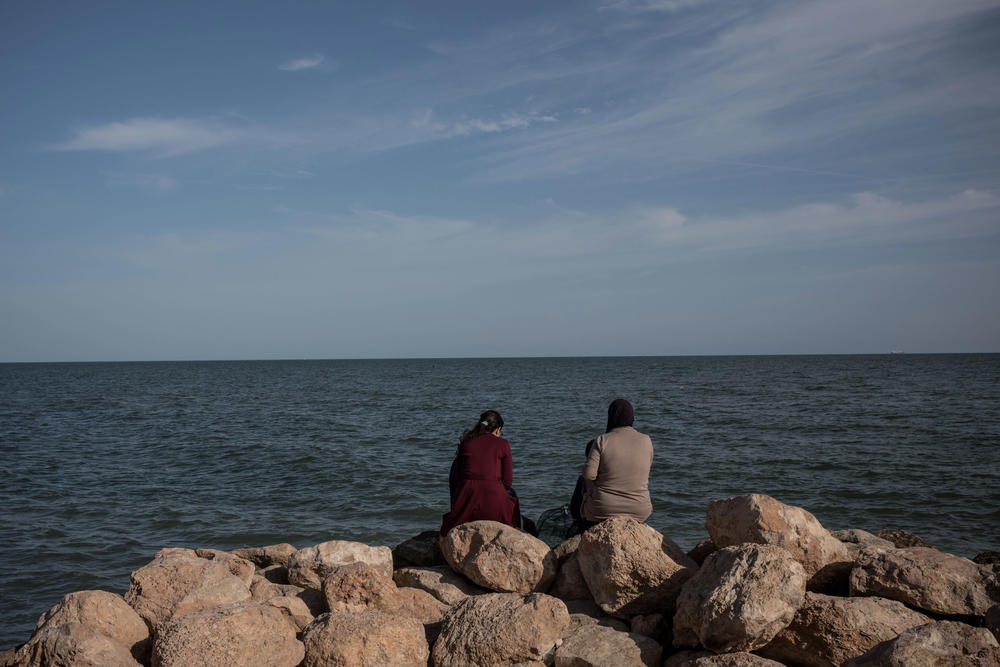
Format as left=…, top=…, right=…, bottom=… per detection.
left=15, top=622, right=140, bottom=667
left=288, top=540, right=393, bottom=590
left=554, top=624, right=662, bottom=666
left=577, top=516, right=697, bottom=618
left=629, top=613, right=666, bottom=640
left=664, top=650, right=785, bottom=666
left=850, top=546, right=1000, bottom=616
left=393, top=530, right=446, bottom=568
left=830, top=529, right=895, bottom=551
left=301, top=609, right=428, bottom=667
left=843, top=620, right=1000, bottom=666
left=258, top=564, right=290, bottom=584
left=193, top=548, right=256, bottom=583
left=673, top=544, right=806, bottom=653
left=124, top=548, right=252, bottom=627
left=432, top=593, right=569, bottom=666
left=986, top=604, right=1000, bottom=643
left=874, top=528, right=938, bottom=549
left=441, top=520, right=557, bottom=594
left=151, top=602, right=303, bottom=667
left=757, top=592, right=931, bottom=667
left=262, top=594, right=315, bottom=631
left=706, top=494, right=849, bottom=578
left=395, top=586, right=449, bottom=625
left=232, top=543, right=298, bottom=568
left=29, top=590, right=149, bottom=662
left=249, top=577, right=325, bottom=616
left=393, top=565, right=488, bottom=605
left=321, top=562, right=398, bottom=612
left=687, top=538, right=718, bottom=566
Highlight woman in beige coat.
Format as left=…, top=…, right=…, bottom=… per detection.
left=579, top=398, right=653, bottom=527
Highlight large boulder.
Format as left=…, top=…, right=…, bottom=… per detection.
left=124, top=548, right=252, bottom=627
left=393, top=565, right=488, bottom=605
left=14, top=622, right=140, bottom=667
left=549, top=536, right=592, bottom=602
left=321, top=562, right=398, bottom=612
left=441, top=520, right=557, bottom=594
left=673, top=543, right=806, bottom=653
left=830, top=529, right=895, bottom=553
left=757, top=592, right=931, bottom=667
left=193, top=548, right=256, bottom=582
left=393, top=530, right=446, bottom=568
left=288, top=540, right=393, bottom=590
left=249, top=577, right=325, bottom=616
left=301, top=609, right=428, bottom=667
left=431, top=593, right=569, bottom=666
left=987, top=605, right=1000, bottom=643
left=874, top=528, right=938, bottom=550
left=232, top=543, right=298, bottom=568
left=577, top=517, right=697, bottom=618
left=554, top=624, right=662, bottom=666
left=706, top=494, right=849, bottom=578
left=843, top=620, right=1000, bottom=666
left=664, top=651, right=785, bottom=666
left=850, top=546, right=1000, bottom=616
left=151, top=602, right=304, bottom=667
left=28, top=590, right=150, bottom=662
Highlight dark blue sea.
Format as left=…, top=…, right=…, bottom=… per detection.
left=1, top=355, right=999, bottom=647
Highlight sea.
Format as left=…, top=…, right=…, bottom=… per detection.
left=1, top=354, right=998, bottom=648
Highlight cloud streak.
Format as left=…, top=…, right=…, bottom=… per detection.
left=278, top=54, right=326, bottom=71
left=51, top=118, right=242, bottom=156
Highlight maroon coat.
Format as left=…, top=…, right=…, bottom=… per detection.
left=440, top=433, right=519, bottom=535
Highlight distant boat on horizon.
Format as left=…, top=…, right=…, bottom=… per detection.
left=890, top=350, right=905, bottom=354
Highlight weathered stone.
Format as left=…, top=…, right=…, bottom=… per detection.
left=151, top=601, right=303, bottom=667
left=393, top=565, right=488, bottom=605
left=757, top=592, right=931, bottom=667
left=232, top=543, right=298, bottom=568
left=302, top=609, right=428, bottom=667
left=987, top=604, right=1000, bottom=643
left=565, top=598, right=630, bottom=633
left=874, top=528, right=938, bottom=550
left=706, top=494, right=849, bottom=578
left=441, top=520, right=557, bottom=594
left=975, top=551, right=1000, bottom=569
left=673, top=543, right=806, bottom=653
left=321, top=562, right=398, bottom=613
left=259, top=564, right=290, bottom=584
left=124, top=548, right=251, bottom=627
left=262, top=595, right=315, bottom=631
left=393, top=530, right=446, bottom=568
left=843, top=620, right=1000, bottom=666
left=432, top=593, right=569, bottom=666
left=287, top=540, right=393, bottom=590
left=630, top=613, right=666, bottom=640
left=249, top=577, right=325, bottom=615
left=15, top=622, right=139, bottom=667
left=664, top=650, right=785, bottom=666
left=193, top=548, right=256, bottom=583
left=550, top=551, right=592, bottom=602
left=831, top=529, right=895, bottom=551
left=850, top=546, right=1000, bottom=616
left=29, top=590, right=150, bottom=662
left=554, top=624, right=662, bottom=666
left=578, top=516, right=697, bottom=618
left=687, top=538, right=718, bottom=566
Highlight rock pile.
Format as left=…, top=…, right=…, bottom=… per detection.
left=4, top=493, right=999, bottom=666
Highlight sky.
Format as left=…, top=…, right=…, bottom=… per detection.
left=1, top=0, right=999, bottom=361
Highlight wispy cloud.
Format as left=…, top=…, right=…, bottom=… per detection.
left=278, top=54, right=326, bottom=71
left=105, top=172, right=177, bottom=192
left=51, top=118, right=242, bottom=156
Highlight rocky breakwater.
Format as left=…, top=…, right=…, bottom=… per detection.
left=3, top=493, right=999, bottom=666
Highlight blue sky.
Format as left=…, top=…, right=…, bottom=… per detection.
left=2, top=0, right=999, bottom=361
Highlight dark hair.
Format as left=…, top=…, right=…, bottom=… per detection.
left=461, top=409, right=504, bottom=443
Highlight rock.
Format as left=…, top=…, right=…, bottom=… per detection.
left=706, top=494, right=849, bottom=578
left=259, top=565, right=290, bottom=584
left=287, top=540, right=393, bottom=590
left=232, top=543, right=298, bottom=568
left=630, top=613, right=666, bottom=640
left=193, top=548, right=256, bottom=582
left=843, top=620, right=1000, bottom=666
left=124, top=548, right=252, bottom=627
left=249, top=577, right=325, bottom=616
left=15, top=621, right=139, bottom=666
left=393, top=530, right=446, bottom=568
left=874, top=528, right=938, bottom=550
left=441, top=520, right=558, bottom=594
left=554, top=624, right=662, bottom=666
left=664, top=650, right=785, bottom=666
left=431, top=593, right=569, bottom=666
left=987, top=605, right=1000, bottom=643
left=673, top=543, right=806, bottom=653
left=757, top=592, right=931, bottom=667
left=151, top=601, right=303, bottom=667
left=975, top=551, right=1000, bottom=567
left=850, top=546, right=1000, bottom=616
left=550, top=550, right=592, bottom=602
left=393, top=565, right=488, bottom=605
left=831, top=529, right=895, bottom=551
left=566, top=600, right=631, bottom=634
left=577, top=516, right=697, bottom=618
left=262, top=595, right=315, bottom=631
left=321, top=562, right=398, bottom=612
left=687, top=538, right=718, bottom=566
left=29, top=590, right=150, bottom=662
left=301, top=609, right=428, bottom=667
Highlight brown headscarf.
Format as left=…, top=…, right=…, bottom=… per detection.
left=605, top=398, right=634, bottom=432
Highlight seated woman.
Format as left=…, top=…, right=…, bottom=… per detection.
left=440, top=410, right=521, bottom=536
left=578, top=398, right=653, bottom=530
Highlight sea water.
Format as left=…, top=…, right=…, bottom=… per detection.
left=1, top=354, right=998, bottom=647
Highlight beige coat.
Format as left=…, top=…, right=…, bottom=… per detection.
left=580, top=425, right=653, bottom=522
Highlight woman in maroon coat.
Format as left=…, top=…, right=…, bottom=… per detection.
left=440, top=410, right=520, bottom=536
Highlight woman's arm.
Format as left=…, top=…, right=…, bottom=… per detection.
left=501, top=439, right=513, bottom=488
left=582, top=439, right=600, bottom=481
